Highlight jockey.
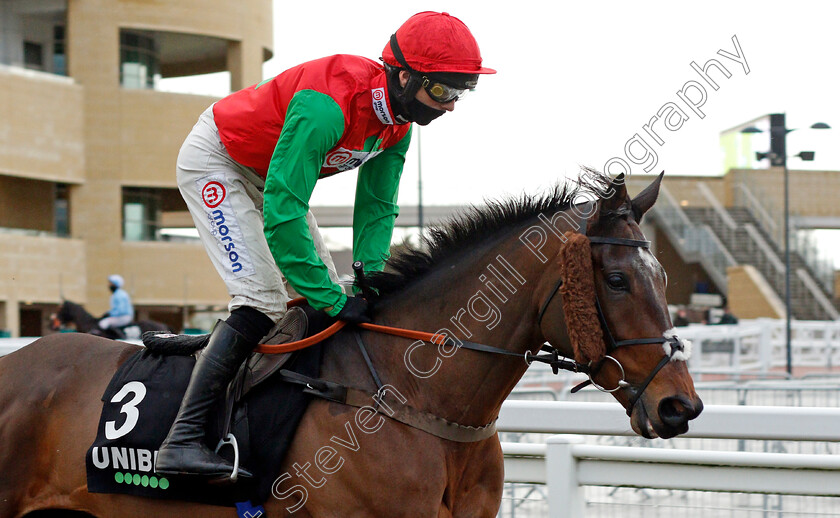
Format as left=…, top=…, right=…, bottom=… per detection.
left=98, top=274, right=134, bottom=330
left=155, top=11, right=495, bottom=480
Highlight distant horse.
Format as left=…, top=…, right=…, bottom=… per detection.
left=51, top=299, right=172, bottom=339
left=1, top=172, right=701, bottom=517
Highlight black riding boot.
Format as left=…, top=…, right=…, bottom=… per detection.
left=154, top=320, right=255, bottom=479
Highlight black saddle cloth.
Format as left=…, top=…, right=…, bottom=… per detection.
left=85, top=324, right=325, bottom=506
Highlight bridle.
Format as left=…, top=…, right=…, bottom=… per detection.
left=535, top=233, right=687, bottom=415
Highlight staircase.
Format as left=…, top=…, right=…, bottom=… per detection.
left=646, top=185, right=736, bottom=296
left=680, top=185, right=839, bottom=321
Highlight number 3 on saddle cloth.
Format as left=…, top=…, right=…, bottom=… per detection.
left=85, top=306, right=321, bottom=508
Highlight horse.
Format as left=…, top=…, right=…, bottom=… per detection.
left=0, top=172, right=702, bottom=517
left=51, top=299, right=172, bottom=339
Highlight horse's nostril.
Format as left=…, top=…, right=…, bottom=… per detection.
left=658, top=396, right=696, bottom=428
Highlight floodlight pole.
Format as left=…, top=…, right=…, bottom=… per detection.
left=744, top=113, right=830, bottom=377
left=771, top=114, right=793, bottom=377
left=417, top=127, right=424, bottom=230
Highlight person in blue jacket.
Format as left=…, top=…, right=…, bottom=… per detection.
left=98, top=274, right=135, bottom=331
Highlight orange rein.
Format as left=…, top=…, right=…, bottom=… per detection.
left=254, top=298, right=447, bottom=354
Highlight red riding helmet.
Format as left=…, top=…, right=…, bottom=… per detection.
left=382, top=11, right=496, bottom=75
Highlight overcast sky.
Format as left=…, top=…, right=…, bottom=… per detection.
left=161, top=0, right=840, bottom=257
left=161, top=0, right=839, bottom=206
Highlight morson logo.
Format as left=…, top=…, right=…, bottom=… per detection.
left=325, top=149, right=353, bottom=167
left=201, top=181, right=226, bottom=208
left=323, top=147, right=384, bottom=173
left=211, top=209, right=244, bottom=274
left=371, top=87, right=395, bottom=125
left=195, top=174, right=256, bottom=280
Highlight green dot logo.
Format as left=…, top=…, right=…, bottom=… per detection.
left=114, top=472, right=124, bottom=483
left=149, top=476, right=159, bottom=488
left=141, top=475, right=149, bottom=487
left=123, top=472, right=132, bottom=483
left=159, top=477, right=170, bottom=490
left=132, top=474, right=141, bottom=485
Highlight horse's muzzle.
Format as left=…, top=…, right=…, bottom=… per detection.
left=655, top=395, right=703, bottom=438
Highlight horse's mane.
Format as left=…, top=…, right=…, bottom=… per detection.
left=366, top=168, right=616, bottom=302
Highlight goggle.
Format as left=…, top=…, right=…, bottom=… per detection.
left=421, top=77, right=470, bottom=104
left=388, top=34, right=475, bottom=104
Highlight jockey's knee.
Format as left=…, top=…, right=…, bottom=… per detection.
left=226, top=306, right=275, bottom=343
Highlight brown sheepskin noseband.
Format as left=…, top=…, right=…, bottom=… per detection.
left=557, top=231, right=607, bottom=364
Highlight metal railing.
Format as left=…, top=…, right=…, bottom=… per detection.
left=797, top=269, right=840, bottom=320
left=498, top=401, right=840, bottom=518
left=795, top=230, right=836, bottom=295
left=510, top=318, right=840, bottom=389
left=697, top=182, right=738, bottom=239
left=741, top=224, right=834, bottom=320
left=679, top=319, right=840, bottom=376
left=742, top=223, right=787, bottom=296
left=686, top=223, right=738, bottom=282
left=651, top=185, right=736, bottom=293
left=734, top=182, right=835, bottom=295
left=735, top=182, right=781, bottom=245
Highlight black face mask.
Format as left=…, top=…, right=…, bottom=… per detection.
left=406, top=97, right=446, bottom=126
left=386, top=68, right=445, bottom=126
left=109, top=285, right=118, bottom=293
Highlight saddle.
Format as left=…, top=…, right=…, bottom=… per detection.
left=143, top=306, right=310, bottom=400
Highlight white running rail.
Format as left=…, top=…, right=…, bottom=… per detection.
left=498, top=401, right=840, bottom=518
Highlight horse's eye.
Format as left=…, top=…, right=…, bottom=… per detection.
left=606, top=273, right=627, bottom=291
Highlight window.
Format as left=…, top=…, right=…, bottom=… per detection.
left=55, top=184, right=70, bottom=237
left=53, top=25, right=67, bottom=76
left=123, top=187, right=161, bottom=241
left=120, top=30, right=159, bottom=89
left=23, top=41, right=44, bottom=71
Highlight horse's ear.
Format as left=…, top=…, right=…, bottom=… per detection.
left=599, top=173, right=630, bottom=213
left=630, top=171, right=665, bottom=223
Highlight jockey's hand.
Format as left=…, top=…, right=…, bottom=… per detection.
left=336, top=296, right=371, bottom=324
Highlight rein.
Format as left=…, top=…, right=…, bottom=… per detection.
left=257, top=304, right=573, bottom=370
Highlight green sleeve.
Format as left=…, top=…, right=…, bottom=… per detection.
left=352, top=126, right=413, bottom=276
left=263, top=89, right=347, bottom=315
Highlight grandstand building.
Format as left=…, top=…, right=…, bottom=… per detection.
left=0, top=0, right=272, bottom=336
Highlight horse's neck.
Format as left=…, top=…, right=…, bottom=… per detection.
left=368, top=235, right=553, bottom=427
left=71, top=304, right=99, bottom=332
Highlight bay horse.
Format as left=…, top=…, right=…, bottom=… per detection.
left=0, top=172, right=702, bottom=517
left=51, top=299, right=172, bottom=339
